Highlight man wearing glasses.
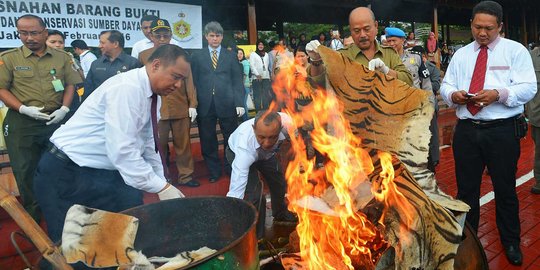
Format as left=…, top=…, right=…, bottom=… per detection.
left=0, top=14, right=82, bottom=222
left=139, top=19, right=200, bottom=187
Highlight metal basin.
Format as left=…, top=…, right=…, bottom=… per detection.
left=121, top=196, right=259, bottom=270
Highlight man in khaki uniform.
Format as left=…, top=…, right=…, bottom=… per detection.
left=306, top=7, right=413, bottom=86
left=139, top=19, right=199, bottom=187
left=0, top=14, right=82, bottom=221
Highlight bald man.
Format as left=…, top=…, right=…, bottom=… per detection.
left=306, top=7, right=412, bottom=86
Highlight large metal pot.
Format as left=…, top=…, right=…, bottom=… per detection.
left=121, top=196, right=259, bottom=270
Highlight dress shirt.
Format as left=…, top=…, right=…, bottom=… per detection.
left=227, top=113, right=292, bottom=199
left=131, top=38, right=180, bottom=59
left=440, top=37, right=537, bottom=120
left=50, top=67, right=167, bottom=193
left=330, top=39, right=344, bottom=50
left=79, top=50, right=97, bottom=78
left=249, top=52, right=271, bottom=79
left=208, top=45, right=221, bottom=60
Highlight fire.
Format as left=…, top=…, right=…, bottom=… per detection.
left=271, top=45, right=415, bottom=269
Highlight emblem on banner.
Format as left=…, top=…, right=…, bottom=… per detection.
left=173, top=12, right=191, bottom=40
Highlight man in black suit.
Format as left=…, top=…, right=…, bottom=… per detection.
left=191, top=21, right=245, bottom=182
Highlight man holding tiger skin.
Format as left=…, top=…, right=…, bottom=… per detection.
left=441, top=1, right=536, bottom=265
left=305, top=7, right=413, bottom=87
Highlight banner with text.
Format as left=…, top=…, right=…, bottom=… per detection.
left=0, top=0, right=202, bottom=48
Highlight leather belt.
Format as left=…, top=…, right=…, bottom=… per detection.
left=48, top=144, right=71, bottom=162
left=461, top=115, right=516, bottom=128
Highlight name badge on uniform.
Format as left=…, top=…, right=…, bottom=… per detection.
left=15, top=66, right=31, bottom=70
left=50, top=68, right=64, bottom=92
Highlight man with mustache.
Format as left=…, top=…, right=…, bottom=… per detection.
left=306, top=7, right=412, bottom=86
left=0, top=14, right=82, bottom=222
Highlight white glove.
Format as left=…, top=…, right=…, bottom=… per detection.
left=236, top=107, right=245, bottom=117
left=157, top=184, right=185, bottom=200
left=46, top=106, right=70, bottom=125
left=368, top=58, right=390, bottom=74
left=19, top=105, right=50, bottom=121
left=188, top=108, right=197, bottom=122
left=305, top=40, right=322, bottom=61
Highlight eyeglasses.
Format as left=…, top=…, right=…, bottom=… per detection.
left=153, top=33, right=172, bottom=40
left=17, top=29, right=45, bottom=37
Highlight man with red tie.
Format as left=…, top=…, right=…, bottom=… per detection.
left=440, top=1, right=537, bottom=266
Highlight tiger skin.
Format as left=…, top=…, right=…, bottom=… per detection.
left=318, top=45, right=469, bottom=214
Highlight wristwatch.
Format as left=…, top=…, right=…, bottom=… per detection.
left=494, top=89, right=500, bottom=102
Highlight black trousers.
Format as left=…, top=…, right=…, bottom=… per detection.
left=225, top=147, right=288, bottom=239
left=34, top=149, right=143, bottom=243
left=453, top=118, right=521, bottom=247
left=197, top=99, right=238, bottom=179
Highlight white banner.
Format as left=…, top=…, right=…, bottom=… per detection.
left=0, top=0, right=202, bottom=49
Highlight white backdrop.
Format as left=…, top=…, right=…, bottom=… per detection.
left=0, top=0, right=202, bottom=48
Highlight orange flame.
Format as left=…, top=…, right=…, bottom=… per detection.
left=270, top=45, right=414, bottom=269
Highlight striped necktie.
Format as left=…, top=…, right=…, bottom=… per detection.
left=212, top=50, right=218, bottom=69
left=467, top=46, right=488, bottom=116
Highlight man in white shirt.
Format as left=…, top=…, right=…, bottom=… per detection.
left=226, top=110, right=297, bottom=238
left=440, top=1, right=536, bottom=266
left=70, top=39, right=97, bottom=78
left=131, top=15, right=180, bottom=59
left=33, top=45, right=188, bottom=243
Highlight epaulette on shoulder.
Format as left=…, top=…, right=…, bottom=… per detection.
left=0, top=48, right=19, bottom=57
left=380, top=45, right=394, bottom=49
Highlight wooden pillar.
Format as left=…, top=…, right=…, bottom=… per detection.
left=533, top=12, right=538, bottom=43
left=247, top=0, right=257, bottom=45
left=276, top=20, right=284, bottom=38
left=446, top=24, right=451, bottom=44
left=520, top=4, right=527, bottom=46
left=432, top=0, right=440, bottom=68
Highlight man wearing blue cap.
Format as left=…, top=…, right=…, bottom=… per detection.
left=385, top=27, right=432, bottom=91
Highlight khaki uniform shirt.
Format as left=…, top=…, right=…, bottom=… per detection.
left=338, top=43, right=413, bottom=86
left=0, top=46, right=82, bottom=113
left=526, top=47, right=540, bottom=126
left=139, top=47, right=198, bottom=119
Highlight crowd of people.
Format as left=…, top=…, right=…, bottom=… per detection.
left=0, top=0, right=538, bottom=268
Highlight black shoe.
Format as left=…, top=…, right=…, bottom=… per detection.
left=505, top=245, right=523, bottom=266
left=273, top=210, right=298, bottom=225
left=209, top=177, right=219, bottom=183
left=178, top=180, right=200, bottom=187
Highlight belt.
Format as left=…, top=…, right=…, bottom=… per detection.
left=48, top=144, right=71, bottom=162
left=460, top=115, right=517, bottom=128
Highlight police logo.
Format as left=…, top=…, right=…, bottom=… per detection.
left=173, top=19, right=191, bottom=39
left=157, top=20, right=165, bottom=26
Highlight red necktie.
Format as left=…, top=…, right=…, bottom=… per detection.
left=467, top=46, right=488, bottom=116
left=151, top=94, right=168, bottom=176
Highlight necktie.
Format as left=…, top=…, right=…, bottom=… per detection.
left=151, top=94, right=168, bottom=176
left=466, top=46, right=488, bottom=116
left=151, top=94, right=159, bottom=152
left=212, top=50, right=218, bottom=69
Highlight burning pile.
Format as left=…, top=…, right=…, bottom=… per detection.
left=271, top=46, right=465, bottom=269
